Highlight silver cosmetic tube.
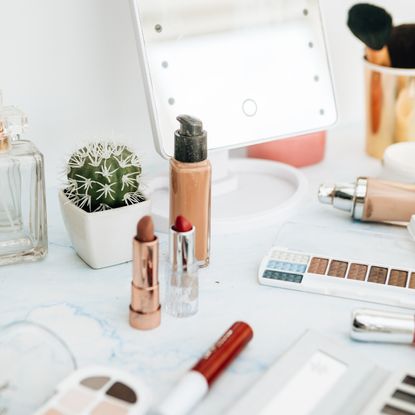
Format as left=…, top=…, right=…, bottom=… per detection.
left=169, top=226, right=196, bottom=270
left=351, top=308, right=415, bottom=344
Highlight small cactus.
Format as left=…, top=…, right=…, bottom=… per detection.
left=65, top=142, right=145, bottom=212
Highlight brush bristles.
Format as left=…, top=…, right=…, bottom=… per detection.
left=347, top=3, right=393, bottom=50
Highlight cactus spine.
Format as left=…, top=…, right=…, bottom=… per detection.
left=65, top=142, right=145, bottom=212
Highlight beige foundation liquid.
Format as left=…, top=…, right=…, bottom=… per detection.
left=319, top=177, right=415, bottom=224
left=170, top=115, right=211, bottom=267
left=363, top=178, right=415, bottom=222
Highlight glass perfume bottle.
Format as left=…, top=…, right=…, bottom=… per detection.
left=0, top=120, right=47, bottom=265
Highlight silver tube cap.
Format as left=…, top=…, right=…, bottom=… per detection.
left=351, top=308, right=415, bottom=344
left=318, top=182, right=356, bottom=212
left=169, top=226, right=196, bottom=270
left=318, top=177, right=368, bottom=220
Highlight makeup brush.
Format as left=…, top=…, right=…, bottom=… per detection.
left=347, top=3, right=415, bottom=68
left=347, top=4, right=390, bottom=133
left=347, top=3, right=392, bottom=66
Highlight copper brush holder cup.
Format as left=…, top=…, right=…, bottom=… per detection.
left=365, top=60, right=415, bottom=159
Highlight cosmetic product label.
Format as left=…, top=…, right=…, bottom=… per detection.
left=258, top=352, right=347, bottom=415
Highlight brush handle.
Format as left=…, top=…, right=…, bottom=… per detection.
left=370, top=71, right=383, bottom=134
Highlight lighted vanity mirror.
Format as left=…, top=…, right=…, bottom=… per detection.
left=130, top=0, right=336, bottom=158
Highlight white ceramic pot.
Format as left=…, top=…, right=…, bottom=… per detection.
left=58, top=190, right=151, bottom=269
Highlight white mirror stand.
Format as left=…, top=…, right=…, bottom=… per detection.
left=148, top=150, right=308, bottom=234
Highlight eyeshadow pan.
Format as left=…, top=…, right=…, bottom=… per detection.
left=270, top=250, right=309, bottom=264
left=347, top=263, right=368, bottom=281
left=262, top=270, right=303, bottom=283
left=327, top=260, right=348, bottom=278
left=368, top=266, right=388, bottom=284
left=81, top=376, right=110, bottom=390
left=409, top=273, right=415, bottom=289
left=42, top=410, right=63, bottom=415
left=308, top=257, right=329, bottom=275
left=388, top=270, right=408, bottom=288
left=59, top=387, right=95, bottom=412
left=91, top=400, right=128, bottom=415
left=403, top=375, right=415, bottom=387
left=106, top=381, right=137, bottom=404
left=381, top=404, right=414, bottom=415
left=266, top=260, right=307, bottom=273
left=392, top=389, right=415, bottom=405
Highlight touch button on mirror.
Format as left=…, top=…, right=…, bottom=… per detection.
left=242, top=99, right=257, bottom=117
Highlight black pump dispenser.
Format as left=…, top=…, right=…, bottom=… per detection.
left=174, top=115, right=207, bottom=163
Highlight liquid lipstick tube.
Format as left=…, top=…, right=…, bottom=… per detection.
left=129, top=216, right=161, bottom=330
left=351, top=308, right=415, bottom=344
left=151, top=321, right=253, bottom=415
left=318, top=177, right=415, bottom=223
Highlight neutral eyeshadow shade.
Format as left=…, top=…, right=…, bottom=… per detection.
left=327, top=260, right=348, bottom=278
left=81, top=376, right=110, bottom=390
left=409, top=273, right=415, bottom=289
left=106, top=382, right=137, bottom=404
left=42, top=410, right=63, bottom=415
left=388, top=270, right=408, bottom=287
left=91, top=400, right=128, bottom=415
left=347, top=263, right=368, bottom=280
left=271, top=250, right=309, bottom=264
left=381, top=404, right=413, bottom=415
left=307, top=257, right=329, bottom=274
left=392, top=389, right=415, bottom=405
left=59, top=387, right=95, bottom=412
left=368, top=266, right=388, bottom=284
left=403, top=375, right=415, bottom=386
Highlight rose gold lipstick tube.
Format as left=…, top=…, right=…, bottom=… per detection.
left=129, top=235, right=161, bottom=330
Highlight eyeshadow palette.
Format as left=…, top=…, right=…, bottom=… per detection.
left=33, top=366, right=150, bottom=415
left=362, top=373, right=415, bottom=415
left=258, top=246, right=415, bottom=308
left=226, top=331, right=415, bottom=415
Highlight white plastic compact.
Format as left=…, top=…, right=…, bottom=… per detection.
left=34, top=366, right=150, bottom=415
left=226, top=331, right=415, bottom=415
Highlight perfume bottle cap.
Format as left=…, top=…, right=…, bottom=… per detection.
left=0, top=92, right=28, bottom=140
left=174, top=115, right=207, bottom=163
left=0, top=120, right=11, bottom=152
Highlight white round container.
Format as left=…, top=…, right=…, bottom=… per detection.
left=381, top=142, right=415, bottom=183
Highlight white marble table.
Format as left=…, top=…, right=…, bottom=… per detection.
left=1, top=124, right=414, bottom=414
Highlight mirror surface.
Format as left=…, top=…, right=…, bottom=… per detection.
left=131, top=0, right=336, bottom=158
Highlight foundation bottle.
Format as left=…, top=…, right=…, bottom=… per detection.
left=170, top=115, right=211, bottom=267
left=319, top=177, right=415, bottom=223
